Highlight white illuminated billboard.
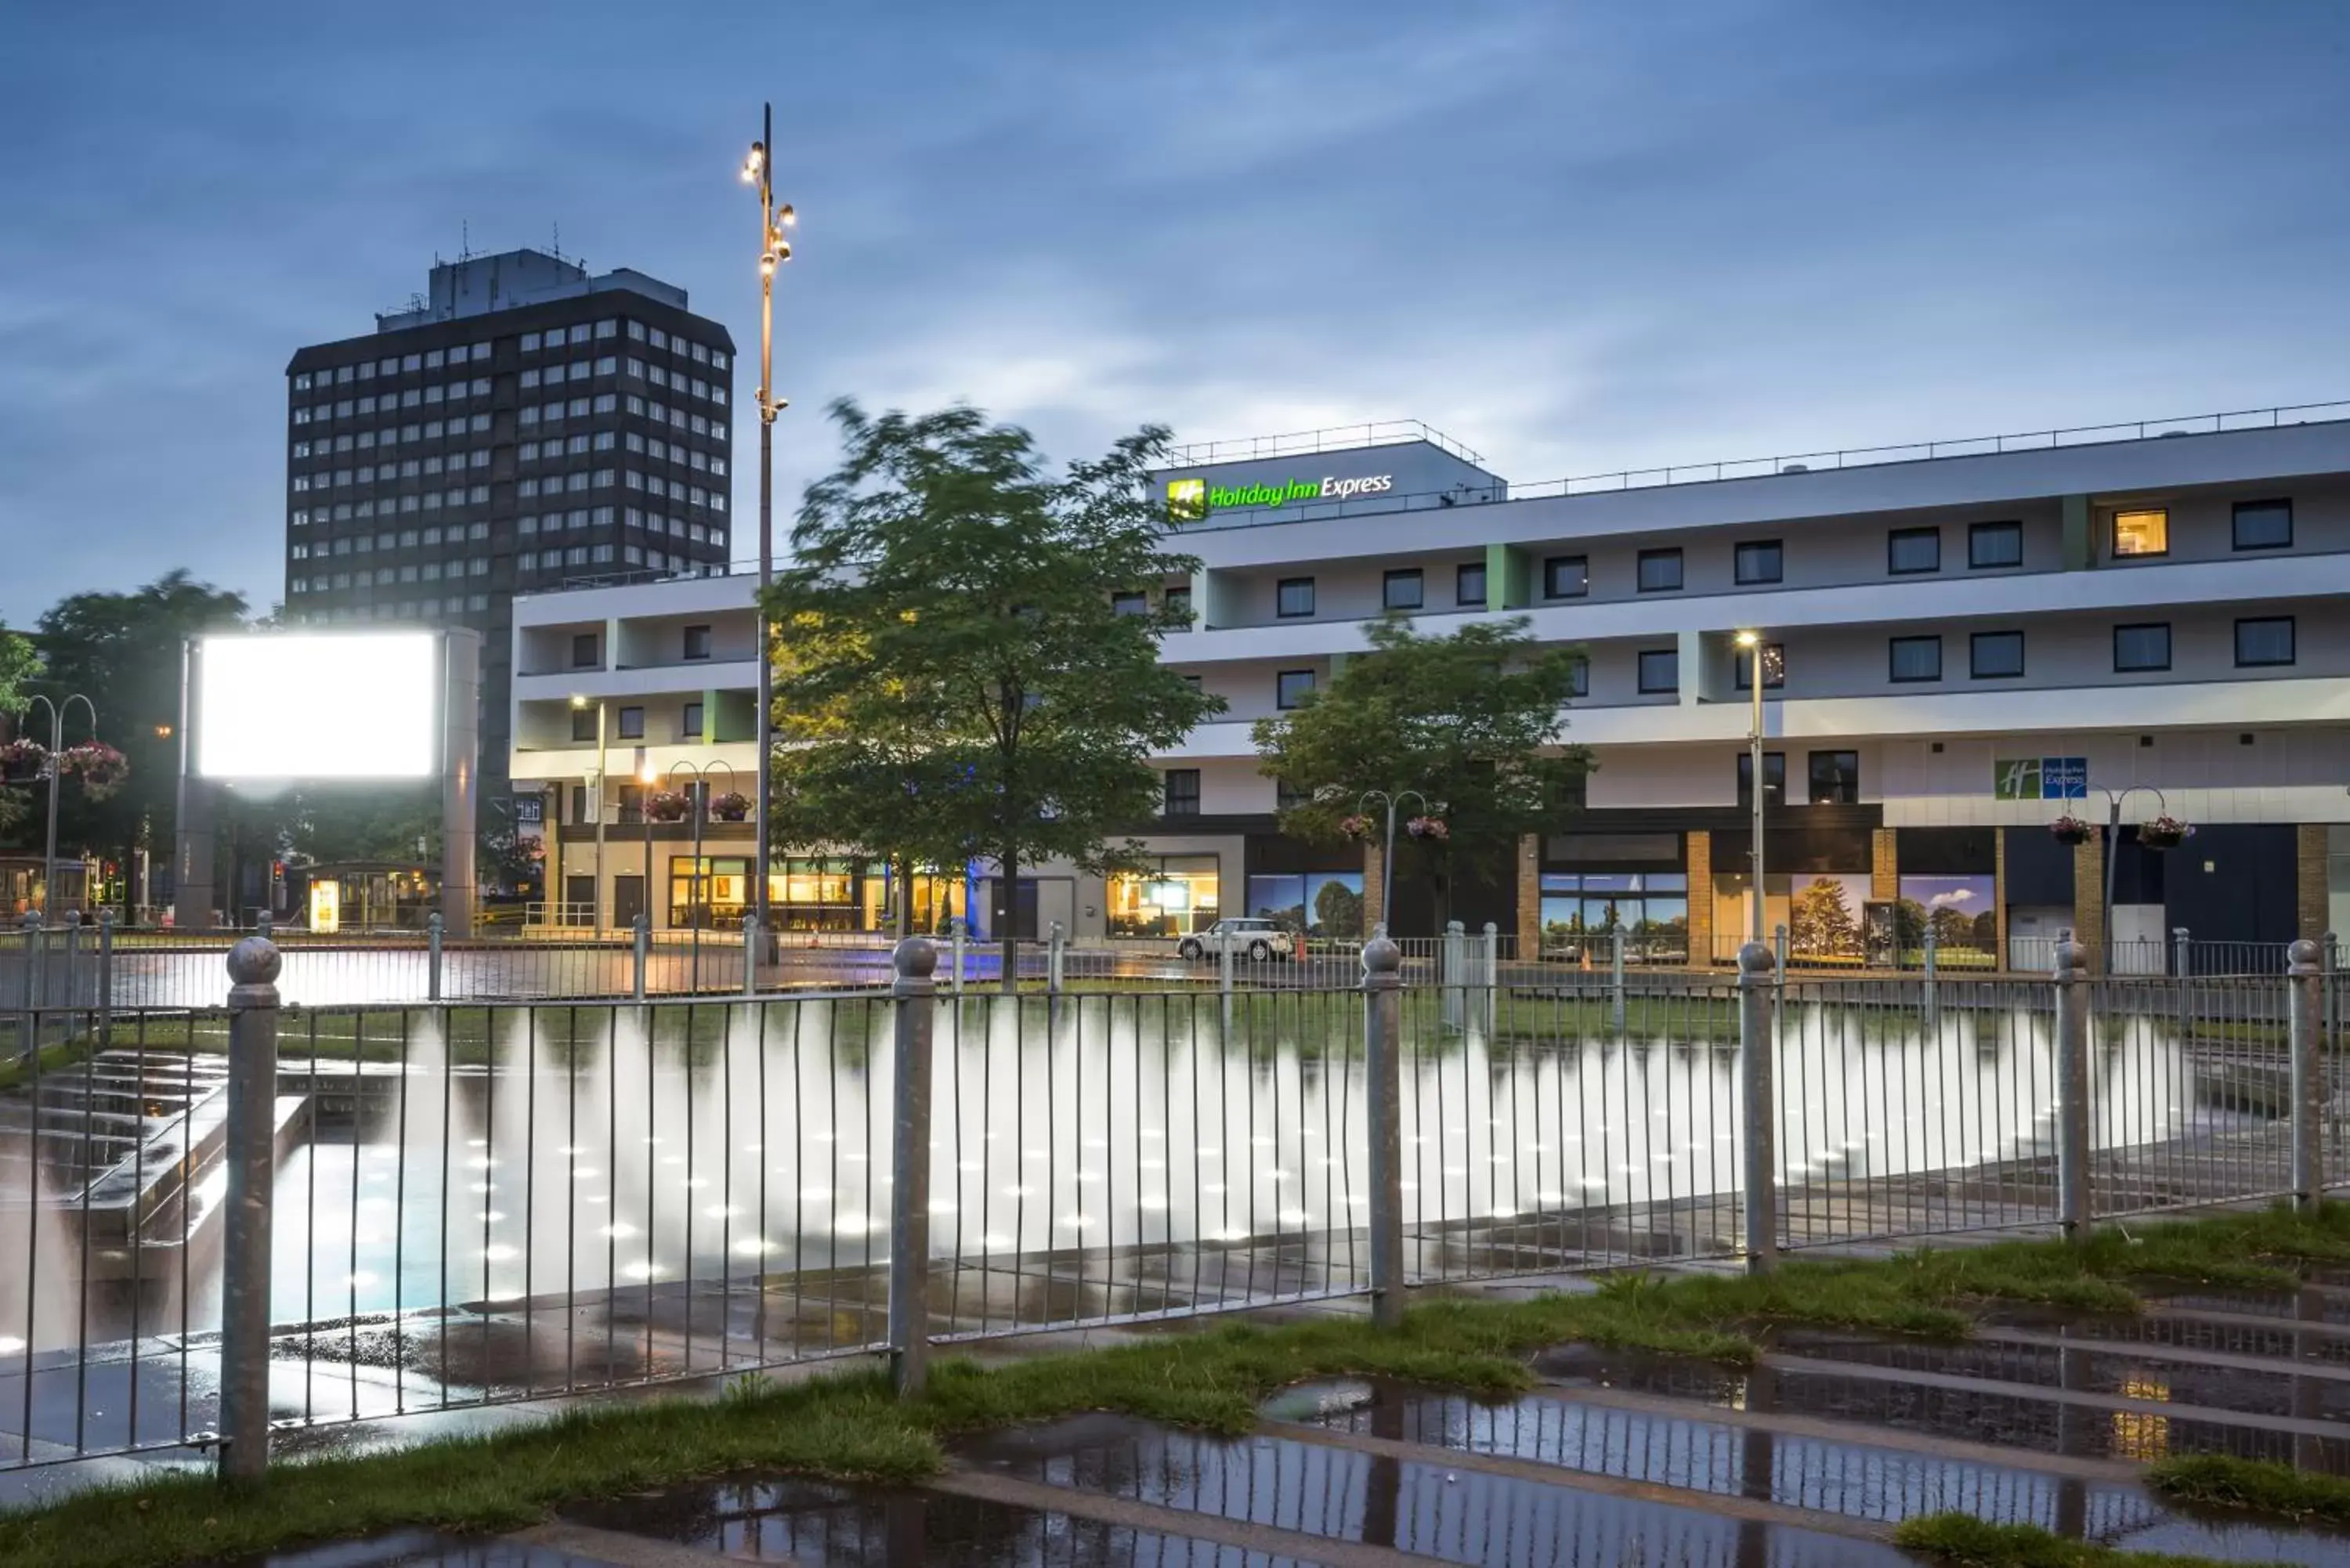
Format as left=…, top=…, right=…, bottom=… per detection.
left=197, top=632, right=439, bottom=779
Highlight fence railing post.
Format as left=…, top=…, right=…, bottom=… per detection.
left=2290, top=938, right=2325, bottom=1211
left=219, top=934, right=282, bottom=1482
left=63, top=911, right=82, bottom=1024
left=1441, top=919, right=1466, bottom=1034
left=1219, top=924, right=1235, bottom=1039
left=950, top=917, right=966, bottom=997
left=1047, top=919, right=1065, bottom=995
left=1922, top=924, right=1939, bottom=1033
left=2327, top=931, right=2341, bottom=1061
left=1737, top=941, right=1777, bottom=1274
left=2173, top=926, right=2191, bottom=980
left=15, top=913, right=37, bottom=1061
left=96, top=908, right=114, bottom=1050
left=2054, top=934, right=2092, bottom=1243
left=743, top=911, right=761, bottom=997
left=1480, top=920, right=1499, bottom=1036
left=1773, top=923, right=1789, bottom=996
left=427, top=911, right=444, bottom=1003
left=887, top=936, right=938, bottom=1396
left=1363, top=935, right=1405, bottom=1328
left=631, top=912, right=649, bottom=1003
left=1610, top=927, right=1627, bottom=1034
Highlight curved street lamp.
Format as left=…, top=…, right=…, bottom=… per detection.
left=1320, top=786, right=1444, bottom=938
left=2090, top=783, right=2168, bottom=974
left=20, top=693, right=99, bottom=916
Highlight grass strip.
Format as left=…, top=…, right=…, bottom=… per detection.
left=6, top=1205, right=2350, bottom=1566
left=1895, top=1513, right=2292, bottom=1567
left=2149, top=1454, right=2350, bottom=1528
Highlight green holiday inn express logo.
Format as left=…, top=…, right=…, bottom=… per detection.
left=1165, top=472, right=1394, bottom=522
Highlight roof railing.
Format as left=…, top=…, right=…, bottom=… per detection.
left=1164, top=419, right=1487, bottom=469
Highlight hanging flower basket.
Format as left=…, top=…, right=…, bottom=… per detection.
left=2138, top=814, right=2194, bottom=851
left=0, top=739, right=46, bottom=784
left=1405, top=815, right=1450, bottom=842
left=2048, top=814, right=2092, bottom=847
left=646, top=789, right=692, bottom=822
left=56, top=742, right=128, bottom=797
left=1338, top=814, right=1372, bottom=842
left=710, top=791, right=750, bottom=822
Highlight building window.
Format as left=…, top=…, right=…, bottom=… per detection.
left=2232, top=498, right=2292, bottom=551
left=1888, top=527, right=1940, bottom=575
left=570, top=706, right=598, bottom=743
left=1543, top=555, right=1588, bottom=598
left=1110, top=591, right=1148, bottom=616
left=1456, top=562, right=1488, bottom=607
left=1808, top=750, right=1860, bottom=805
left=1383, top=569, right=1424, bottom=611
left=1162, top=768, right=1202, bottom=818
left=1276, top=669, right=1316, bottom=709
left=1734, top=540, right=1783, bottom=585
left=2236, top=616, right=2296, bottom=667
left=1888, top=635, right=1943, bottom=683
left=1732, top=641, right=1784, bottom=690
left=1970, top=630, right=2025, bottom=679
left=1107, top=854, right=1220, bottom=938
left=571, top=632, right=599, bottom=668
left=1736, top=752, right=1786, bottom=810
left=1276, top=577, right=1315, bottom=618
left=2112, top=508, right=2167, bottom=558
left=683, top=623, right=713, bottom=659
left=1969, top=520, right=2023, bottom=569
left=681, top=701, right=704, bottom=739
left=1636, top=649, right=1678, bottom=694
left=2113, top=623, right=2171, bottom=672
left=615, top=706, right=645, bottom=740
left=1567, top=656, right=1589, bottom=699
left=1637, top=548, right=1684, bottom=593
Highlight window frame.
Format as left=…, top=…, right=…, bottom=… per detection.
left=2111, top=507, right=2169, bottom=559
left=2232, top=498, right=2293, bottom=551
left=1731, top=641, right=1784, bottom=691
left=1274, top=668, right=1317, bottom=710
left=569, top=707, right=598, bottom=743
left=680, top=701, right=705, bottom=739
left=1807, top=749, right=1860, bottom=806
left=2112, top=622, right=2171, bottom=673
left=1275, top=577, right=1316, bottom=619
left=2235, top=616, right=2296, bottom=668
left=1736, top=751, right=1787, bottom=810
left=1542, top=555, right=1588, bottom=599
left=1636, top=547, right=1685, bottom=594
left=615, top=706, right=645, bottom=741
left=1887, top=634, right=1943, bottom=684
left=1455, top=561, right=1488, bottom=607
left=682, top=623, right=713, bottom=661
left=1382, top=568, right=1425, bottom=612
left=1887, top=526, right=1942, bottom=576
left=1162, top=768, right=1202, bottom=818
left=1636, top=648, right=1679, bottom=695
left=1969, top=630, right=2026, bottom=680
left=1109, top=591, right=1150, bottom=617
left=1733, top=539, right=1784, bottom=586
left=570, top=632, right=599, bottom=669
left=1968, top=520, right=2023, bottom=570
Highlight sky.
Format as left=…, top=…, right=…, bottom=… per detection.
left=3, top=0, right=2348, bottom=625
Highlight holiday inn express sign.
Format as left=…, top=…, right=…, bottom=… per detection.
left=1166, top=471, right=1394, bottom=522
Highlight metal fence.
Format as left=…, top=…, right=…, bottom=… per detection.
left=0, top=931, right=2342, bottom=1476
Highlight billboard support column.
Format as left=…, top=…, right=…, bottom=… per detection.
left=172, top=638, right=215, bottom=930
left=440, top=630, right=482, bottom=938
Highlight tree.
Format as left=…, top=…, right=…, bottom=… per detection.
left=14, top=573, right=249, bottom=905
left=1788, top=878, right=1860, bottom=958
left=768, top=400, right=1224, bottom=987
left=0, top=625, right=42, bottom=837
left=1250, top=616, right=1591, bottom=930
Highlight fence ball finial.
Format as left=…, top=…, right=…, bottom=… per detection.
left=2289, top=937, right=2323, bottom=974
left=2052, top=933, right=2087, bottom=979
left=227, top=934, right=282, bottom=988
left=1361, top=934, right=1401, bottom=976
left=891, top=934, right=938, bottom=981
left=1737, top=941, right=1774, bottom=978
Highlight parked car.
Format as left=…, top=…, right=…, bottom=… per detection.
left=1177, top=918, right=1296, bottom=963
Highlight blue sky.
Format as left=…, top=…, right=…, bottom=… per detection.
left=3, top=0, right=2348, bottom=623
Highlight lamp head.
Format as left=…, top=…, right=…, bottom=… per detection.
left=1734, top=630, right=1760, bottom=649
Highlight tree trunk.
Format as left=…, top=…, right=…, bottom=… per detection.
left=891, top=852, right=910, bottom=940
left=999, top=843, right=1019, bottom=995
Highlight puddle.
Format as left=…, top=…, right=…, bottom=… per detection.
left=2147, top=1284, right=2350, bottom=1326
left=562, top=1476, right=1314, bottom=1564
left=1988, top=1307, right=2350, bottom=1366
left=1535, top=1344, right=2350, bottom=1470
left=1266, top=1378, right=2160, bottom=1536
left=235, top=1533, right=600, bottom=1567
left=954, top=1412, right=1911, bottom=1565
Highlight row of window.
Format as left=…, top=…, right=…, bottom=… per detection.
left=292, top=558, right=492, bottom=592
left=1717, top=616, right=2301, bottom=694
left=520, top=320, right=727, bottom=367
left=296, top=380, right=494, bottom=421
left=295, top=596, right=492, bottom=623
left=2110, top=500, right=2292, bottom=558
left=519, top=507, right=619, bottom=533
left=294, top=417, right=493, bottom=457
left=291, top=486, right=491, bottom=517
left=291, top=522, right=492, bottom=558
left=516, top=433, right=725, bottom=472
left=1737, top=750, right=1861, bottom=807
left=568, top=702, right=706, bottom=742
left=293, top=450, right=494, bottom=490
left=295, top=342, right=495, bottom=388
left=513, top=357, right=728, bottom=403
left=566, top=626, right=715, bottom=669
left=515, top=395, right=722, bottom=439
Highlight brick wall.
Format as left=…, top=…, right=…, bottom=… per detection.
left=1686, top=830, right=1713, bottom=964
left=1517, top=833, right=1541, bottom=948
left=1363, top=842, right=1384, bottom=934
left=2071, top=832, right=2106, bottom=974
left=1871, top=826, right=1899, bottom=901
left=2299, top=824, right=2330, bottom=944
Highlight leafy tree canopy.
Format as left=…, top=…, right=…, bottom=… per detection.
left=1252, top=615, right=1591, bottom=861
left=767, top=400, right=1224, bottom=977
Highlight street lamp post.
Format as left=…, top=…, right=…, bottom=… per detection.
left=636, top=749, right=657, bottom=935
left=1734, top=630, right=1767, bottom=948
left=742, top=106, right=797, bottom=962
left=2091, top=784, right=2166, bottom=974
left=1343, top=787, right=1438, bottom=938
left=21, top=693, right=99, bottom=917
left=668, top=759, right=738, bottom=992
left=573, top=695, right=608, bottom=931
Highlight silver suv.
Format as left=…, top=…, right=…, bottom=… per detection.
left=1177, top=917, right=1297, bottom=963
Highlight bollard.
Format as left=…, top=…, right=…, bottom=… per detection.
left=2172, top=926, right=2190, bottom=980
left=1047, top=919, right=1065, bottom=995
left=219, top=935, right=282, bottom=1481
left=949, top=918, right=966, bottom=997
left=2289, top=938, right=2324, bottom=1212
left=887, top=937, right=938, bottom=1396
left=1362, top=935, right=1405, bottom=1328
left=427, top=911, right=444, bottom=1003
left=1610, top=927, right=1627, bottom=1035
left=63, top=912, right=81, bottom=1024
left=96, top=909, right=114, bottom=1050
left=1737, top=942, right=1778, bottom=1274
left=1922, top=925, right=1939, bottom=1033
left=1481, top=921, right=1499, bottom=1036
left=255, top=909, right=271, bottom=941
left=1441, top=919, right=1466, bottom=1035
left=631, top=912, right=649, bottom=1002
left=2053, top=935, right=2092, bottom=1243
left=743, top=911, right=761, bottom=997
